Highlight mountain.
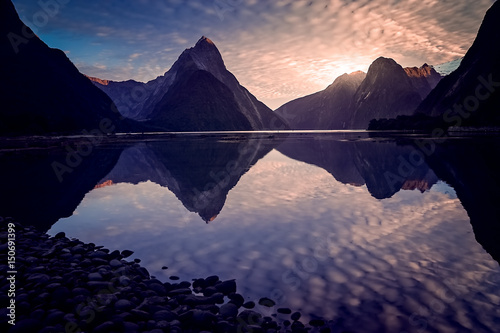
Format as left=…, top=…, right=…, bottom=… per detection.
left=0, top=0, right=125, bottom=136
left=96, top=135, right=280, bottom=222
left=416, top=1, right=500, bottom=127
left=275, top=71, right=366, bottom=130
left=350, top=58, right=428, bottom=129
left=90, top=37, right=288, bottom=131
left=404, top=63, right=443, bottom=98
left=277, top=136, right=438, bottom=199
left=0, top=146, right=122, bottom=232
left=275, top=58, right=442, bottom=130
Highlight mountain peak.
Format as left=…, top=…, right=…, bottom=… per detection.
left=197, top=36, right=215, bottom=46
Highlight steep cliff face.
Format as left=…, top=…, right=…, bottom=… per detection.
left=416, top=1, right=500, bottom=127
left=350, top=57, right=424, bottom=129
left=275, top=71, right=366, bottom=130
left=404, top=64, right=443, bottom=98
left=90, top=37, right=288, bottom=131
left=0, top=0, right=125, bottom=136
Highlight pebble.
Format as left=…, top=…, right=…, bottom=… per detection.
left=291, top=311, right=302, bottom=321
left=0, top=222, right=326, bottom=333
left=258, top=297, right=276, bottom=307
left=219, top=303, right=239, bottom=318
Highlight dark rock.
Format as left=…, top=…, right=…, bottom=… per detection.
left=115, top=299, right=134, bottom=311
left=109, top=259, right=123, bottom=268
left=8, top=318, right=43, bottom=333
left=54, top=232, right=66, bottom=239
left=258, top=297, right=276, bottom=307
left=153, top=310, right=178, bottom=322
left=192, top=278, right=206, bottom=289
left=93, top=321, right=117, bottom=333
left=161, top=266, right=168, bottom=270
left=88, top=272, right=103, bottom=281
left=89, top=250, right=108, bottom=258
left=131, top=309, right=151, bottom=320
left=238, top=310, right=262, bottom=324
left=219, top=303, right=239, bottom=319
left=310, top=319, right=326, bottom=327
left=44, top=310, right=65, bottom=325
left=169, top=275, right=180, bottom=280
left=121, top=250, right=134, bottom=258
left=123, top=321, right=140, bottom=331
left=291, top=312, right=301, bottom=321
left=168, top=288, right=192, bottom=296
left=203, top=286, right=218, bottom=297
left=215, top=279, right=236, bottom=295
left=242, top=301, right=255, bottom=309
left=228, top=293, right=245, bottom=307
left=26, top=273, right=50, bottom=284
left=205, top=275, right=220, bottom=286
left=277, top=307, right=292, bottom=314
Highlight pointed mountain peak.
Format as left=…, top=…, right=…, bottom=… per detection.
left=370, top=57, right=400, bottom=69
left=197, top=36, right=216, bottom=46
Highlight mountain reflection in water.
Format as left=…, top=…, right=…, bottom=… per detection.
left=1, top=133, right=500, bottom=332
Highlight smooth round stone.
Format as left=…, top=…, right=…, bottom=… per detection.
left=88, top=272, right=103, bottom=281
left=44, top=310, right=65, bottom=325
left=115, top=299, right=134, bottom=311
left=242, top=301, right=255, bottom=309
left=219, top=303, right=239, bottom=319
left=93, top=321, right=116, bottom=333
left=309, top=319, right=326, bottom=327
left=54, top=232, right=66, bottom=239
left=123, top=322, right=140, bottom=331
left=121, top=250, right=134, bottom=258
left=89, top=250, right=108, bottom=258
left=291, top=311, right=301, bottom=321
left=153, top=310, right=178, bottom=322
left=215, top=279, right=236, bottom=295
left=277, top=307, right=292, bottom=314
left=110, top=259, right=123, bottom=268
left=228, top=293, right=245, bottom=307
left=8, top=318, right=43, bottom=333
left=169, top=276, right=180, bottom=281
left=26, top=273, right=50, bottom=284
left=258, top=297, right=276, bottom=307
left=205, top=275, right=219, bottom=286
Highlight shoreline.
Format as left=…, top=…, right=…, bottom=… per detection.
left=0, top=220, right=331, bottom=333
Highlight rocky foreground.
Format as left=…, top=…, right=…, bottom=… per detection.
left=0, top=220, right=332, bottom=332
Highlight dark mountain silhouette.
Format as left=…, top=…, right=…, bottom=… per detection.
left=422, top=139, right=500, bottom=263
left=415, top=1, right=500, bottom=127
left=350, top=58, right=427, bottom=129
left=0, top=0, right=126, bottom=136
left=277, top=135, right=438, bottom=199
left=90, top=37, right=288, bottom=131
left=275, top=72, right=366, bottom=129
left=275, top=59, right=441, bottom=130
left=97, top=135, right=280, bottom=222
left=0, top=146, right=122, bottom=232
left=278, top=134, right=500, bottom=263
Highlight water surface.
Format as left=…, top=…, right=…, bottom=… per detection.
left=2, top=133, right=500, bottom=332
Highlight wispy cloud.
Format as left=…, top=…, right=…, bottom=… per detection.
left=12, top=0, right=495, bottom=109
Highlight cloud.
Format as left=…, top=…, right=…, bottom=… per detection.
left=13, top=0, right=495, bottom=108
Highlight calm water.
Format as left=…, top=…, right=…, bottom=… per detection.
left=2, top=132, right=500, bottom=332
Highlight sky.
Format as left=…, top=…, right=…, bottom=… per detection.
left=12, top=0, right=496, bottom=109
